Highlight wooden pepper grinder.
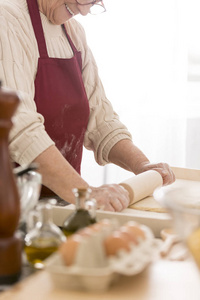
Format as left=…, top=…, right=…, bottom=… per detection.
left=0, top=82, right=22, bottom=284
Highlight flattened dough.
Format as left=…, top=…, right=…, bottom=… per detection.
left=129, top=196, right=168, bottom=213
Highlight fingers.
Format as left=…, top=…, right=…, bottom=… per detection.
left=90, top=184, right=130, bottom=212
left=102, top=199, right=123, bottom=212
left=109, top=197, right=124, bottom=212
left=139, top=162, right=176, bottom=185
left=151, top=163, right=175, bottom=185
left=160, top=167, right=175, bottom=185
left=89, top=162, right=175, bottom=213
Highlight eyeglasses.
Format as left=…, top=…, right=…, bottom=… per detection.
left=75, top=0, right=106, bottom=15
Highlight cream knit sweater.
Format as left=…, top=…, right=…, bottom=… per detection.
left=0, top=0, right=132, bottom=166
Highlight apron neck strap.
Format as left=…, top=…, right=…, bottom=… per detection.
left=26, top=0, right=48, bottom=58
left=62, top=24, right=78, bottom=55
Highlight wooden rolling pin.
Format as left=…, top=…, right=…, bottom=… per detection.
left=120, top=170, right=163, bottom=205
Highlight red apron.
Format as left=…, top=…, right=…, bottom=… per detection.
left=26, top=0, right=90, bottom=195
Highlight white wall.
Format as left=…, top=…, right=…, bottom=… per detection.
left=77, top=0, right=200, bottom=186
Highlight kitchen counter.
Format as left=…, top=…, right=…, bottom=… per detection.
left=2, top=166, right=200, bottom=299
left=0, top=259, right=199, bottom=300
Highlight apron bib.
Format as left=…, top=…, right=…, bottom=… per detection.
left=27, top=0, right=90, bottom=196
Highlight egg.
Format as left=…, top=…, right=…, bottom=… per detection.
left=99, top=219, right=113, bottom=226
left=76, top=227, right=94, bottom=237
left=123, top=221, right=146, bottom=242
left=59, top=234, right=82, bottom=266
left=119, top=226, right=138, bottom=245
left=59, top=220, right=148, bottom=267
left=104, top=230, right=131, bottom=256
left=87, top=223, right=106, bottom=232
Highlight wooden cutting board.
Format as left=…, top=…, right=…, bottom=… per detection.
left=122, top=167, right=200, bottom=212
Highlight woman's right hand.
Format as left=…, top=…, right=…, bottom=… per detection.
left=90, top=184, right=130, bottom=212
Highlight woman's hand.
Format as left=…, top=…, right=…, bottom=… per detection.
left=108, top=140, right=175, bottom=186
left=136, top=162, right=175, bottom=185
left=90, top=184, right=130, bottom=212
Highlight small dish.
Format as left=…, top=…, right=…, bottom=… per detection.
left=154, top=183, right=200, bottom=269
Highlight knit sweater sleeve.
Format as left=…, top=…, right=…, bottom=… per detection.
left=67, top=20, right=132, bottom=165
left=0, top=4, right=54, bottom=165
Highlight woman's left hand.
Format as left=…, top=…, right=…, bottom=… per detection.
left=136, top=162, right=175, bottom=185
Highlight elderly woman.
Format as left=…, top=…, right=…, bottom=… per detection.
left=0, top=0, right=175, bottom=211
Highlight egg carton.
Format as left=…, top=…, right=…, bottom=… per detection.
left=108, top=238, right=155, bottom=276
left=45, top=253, right=119, bottom=292
left=45, top=224, right=158, bottom=292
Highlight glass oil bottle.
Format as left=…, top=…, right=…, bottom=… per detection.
left=24, top=200, right=66, bottom=269
left=62, top=188, right=97, bottom=237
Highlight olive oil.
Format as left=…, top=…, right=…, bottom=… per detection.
left=62, top=188, right=97, bottom=236
left=62, top=208, right=96, bottom=236
left=24, top=244, right=58, bottom=266
left=24, top=201, right=66, bottom=268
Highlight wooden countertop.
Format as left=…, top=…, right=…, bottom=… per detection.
left=0, top=260, right=200, bottom=300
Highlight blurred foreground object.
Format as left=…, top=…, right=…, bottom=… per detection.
left=24, top=200, right=66, bottom=270
left=154, top=178, right=200, bottom=269
left=62, top=188, right=97, bottom=236
left=0, top=82, right=22, bottom=284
